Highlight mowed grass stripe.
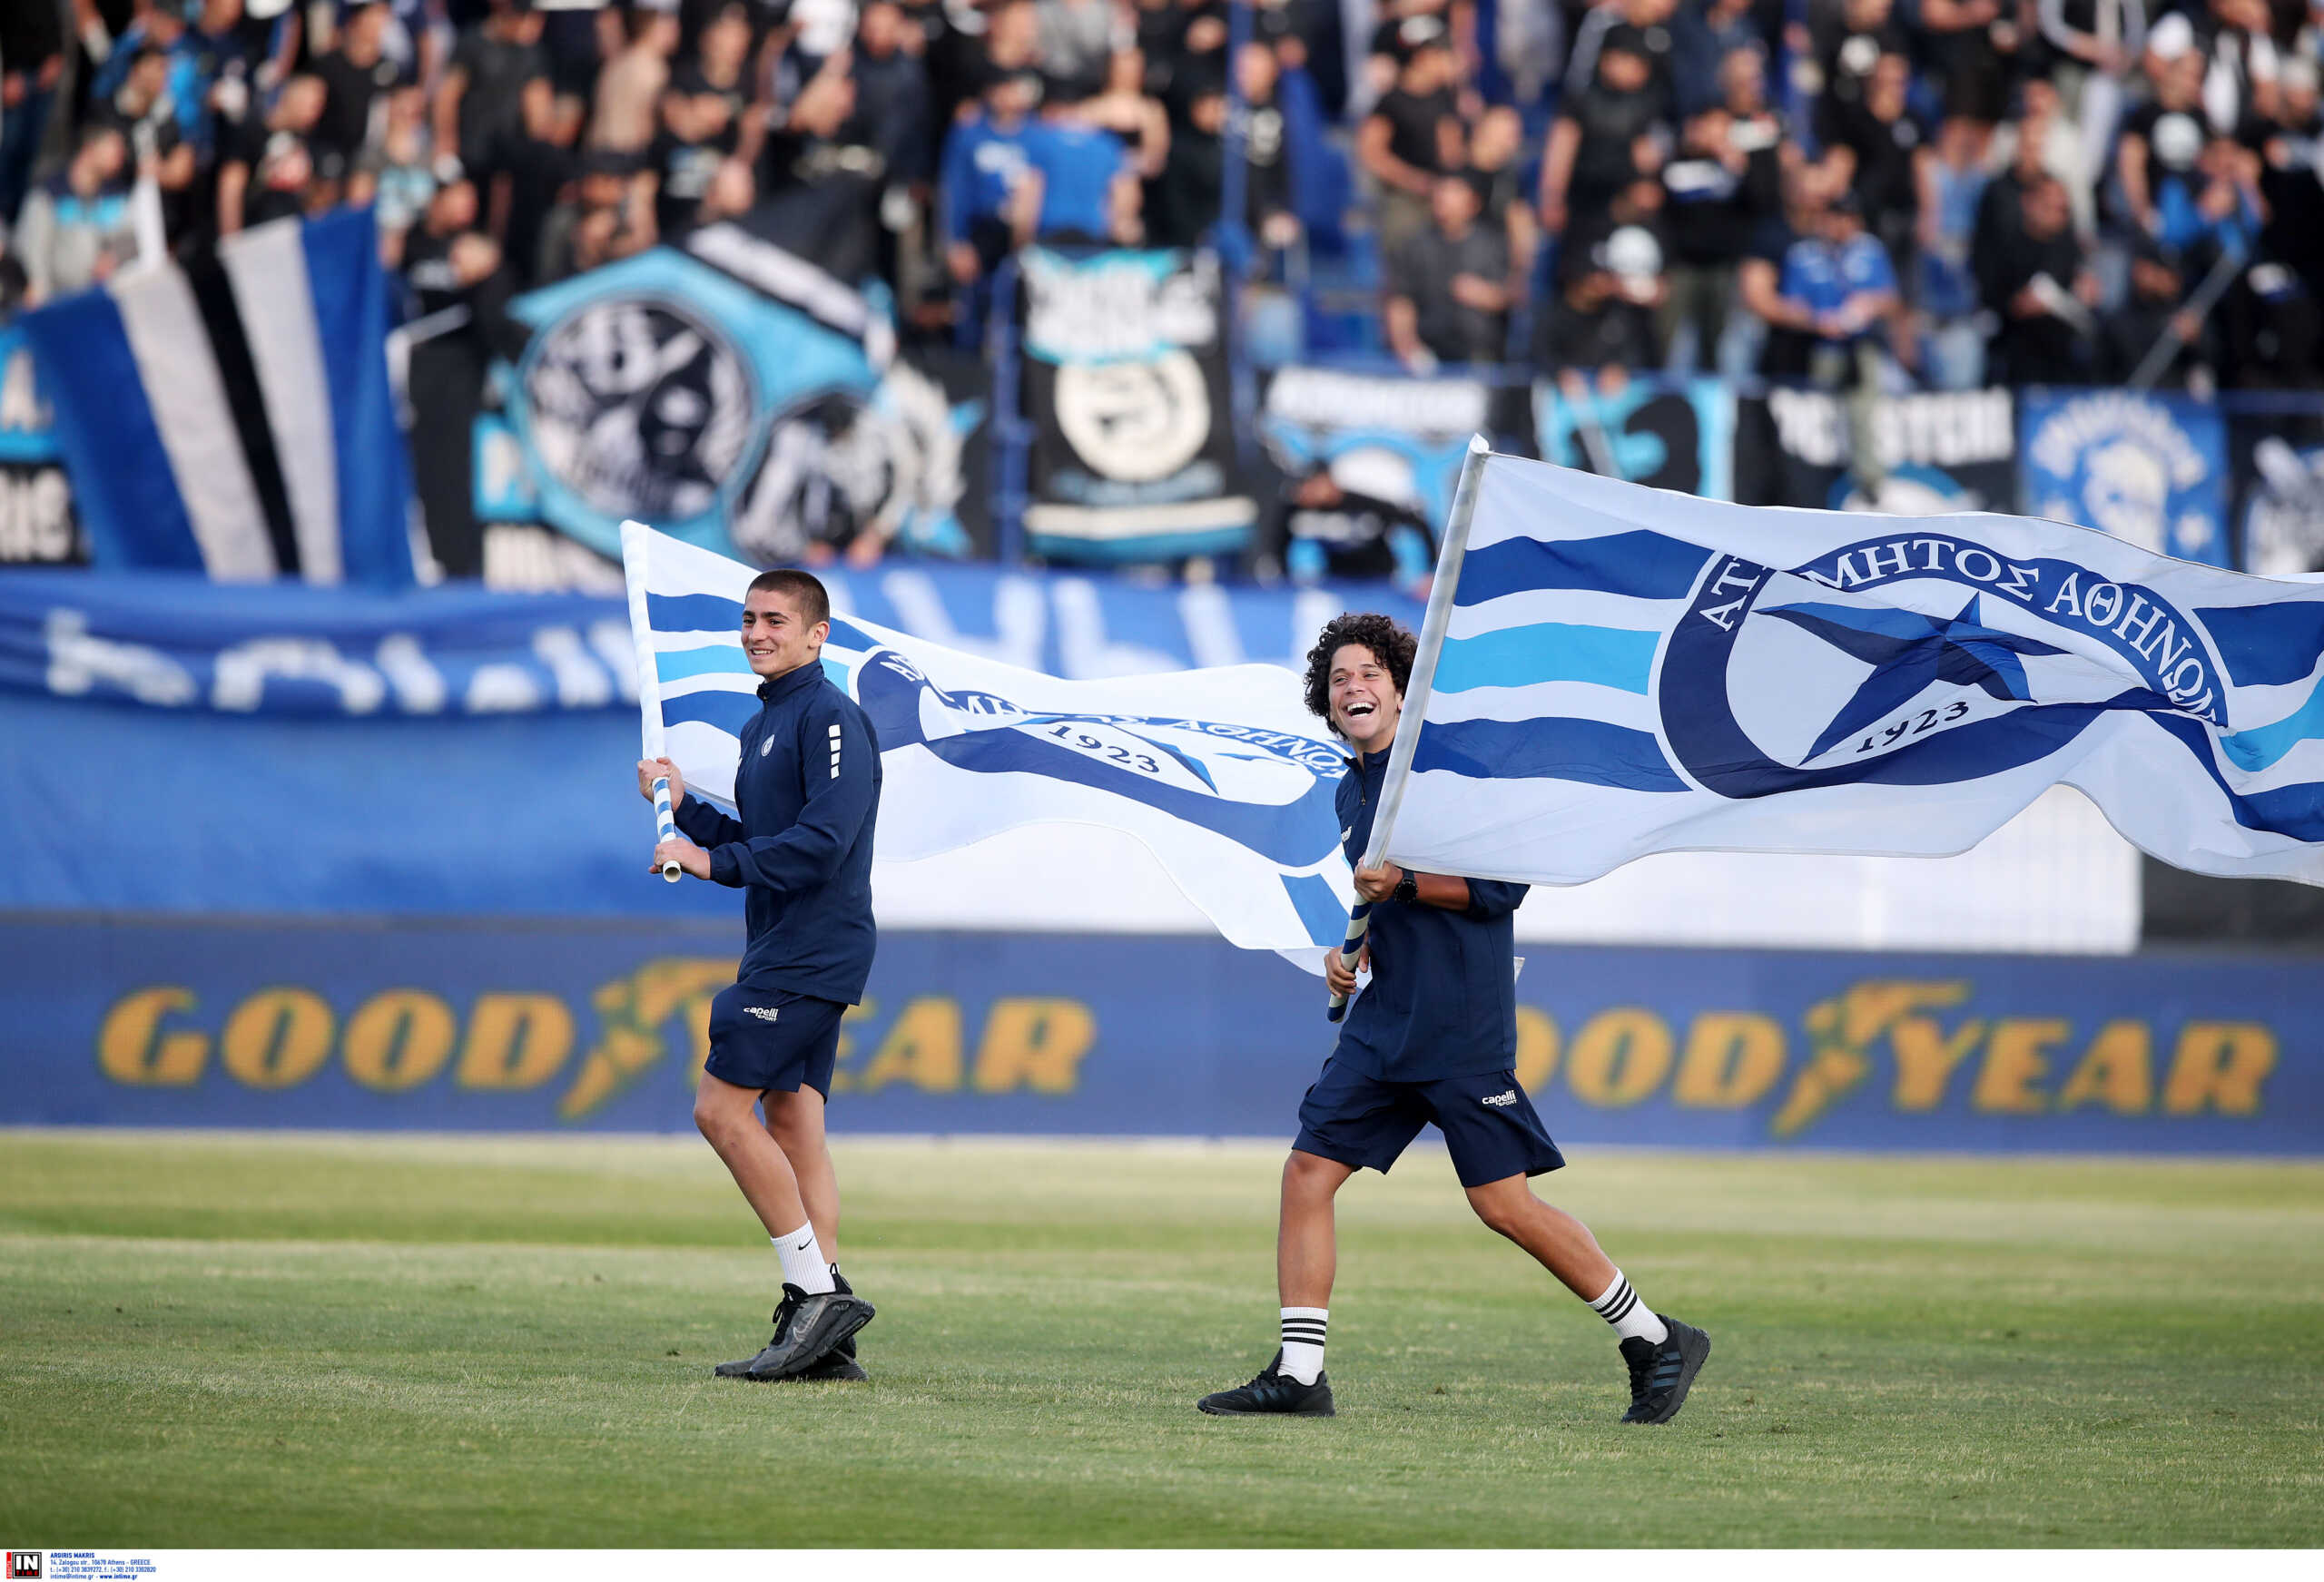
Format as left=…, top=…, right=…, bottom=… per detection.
left=0, top=1132, right=2318, bottom=1547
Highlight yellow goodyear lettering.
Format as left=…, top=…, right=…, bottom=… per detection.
left=458, top=994, right=576, bottom=1090
left=1512, top=1007, right=1559, bottom=1095
left=970, top=998, right=1096, bottom=1093
left=221, top=988, right=335, bottom=1089
left=559, top=958, right=736, bottom=1120
left=1890, top=1015, right=1987, bottom=1110
left=2162, top=1023, right=2277, bottom=1116
left=2057, top=1020, right=2153, bottom=1114
left=1564, top=1008, right=1673, bottom=1107
left=1673, top=1013, right=1786, bottom=1108
left=823, top=998, right=879, bottom=1093
left=1971, top=1018, right=2070, bottom=1114
left=97, top=988, right=210, bottom=1086
left=854, top=997, right=964, bottom=1093
left=342, top=990, right=458, bottom=1092
left=1770, top=981, right=1969, bottom=1137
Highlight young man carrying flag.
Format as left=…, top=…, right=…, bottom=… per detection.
left=1196, top=613, right=1712, bottom=1423
left=640, top=568, right=881, bottom=1382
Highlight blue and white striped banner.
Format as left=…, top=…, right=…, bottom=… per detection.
left=1384, top=455, right=2324, bottom=888
left=625, top=523, right=1356, bottom=959
left=15, top=207, right=414, bottom=587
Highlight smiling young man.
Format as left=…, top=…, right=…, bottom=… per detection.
left=639, top=568, right=881, bottom=1382
left=1196, top=613, right=1711, bottom=1423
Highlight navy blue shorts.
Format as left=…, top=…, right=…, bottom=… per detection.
left=1294, top=1061, right=1566, bottom=1188
left=703, top=986, right=846, bottom=1098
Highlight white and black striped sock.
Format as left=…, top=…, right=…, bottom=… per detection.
left=1279, top=1307, right=1328, bottom=1384
left=1589, top=1271, right=1669, bottom=1345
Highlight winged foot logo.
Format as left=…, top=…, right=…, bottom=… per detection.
left=1658, top=533, right=2229, bottom=799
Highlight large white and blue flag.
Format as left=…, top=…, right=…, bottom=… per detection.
left=16, top=206, right=415, bottom=587
left=625, top=523, right=1356, bottom=958
left=1378, top=453, right=2324, bottom=889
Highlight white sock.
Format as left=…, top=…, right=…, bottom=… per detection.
left=1279, top=1306, right=1328, bottom=1384
left=772, top=1225, right=836, bottom=1294
left=1590, top=1271, right=1669, bottom=1345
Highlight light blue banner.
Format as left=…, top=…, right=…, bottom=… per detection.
left=2020, top=388, right=2230, bottom=566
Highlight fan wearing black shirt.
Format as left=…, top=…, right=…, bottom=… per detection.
left=1539, top=176, right=1669, bottom=376
left=1385, top=174, right=1513, bottom=369
left=1659, top=45, right=1782, bottom=374
left=314, top=1, right=407, bottom=170
left=649, top=6, right=755, bottom=240
left=1817, top=51, right=1923, bottom=286
left=1974, top=172, right=2099, bottom=384
left=95, top=45, right=198, bottom=248
left=1360, top=33, right=1464, bottom=257
left=1539, top=30, right=1669, bottom=238
left=218, top=74, right=340, bottom=235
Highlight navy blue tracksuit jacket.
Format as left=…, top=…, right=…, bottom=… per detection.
left=1334, top=747, right=1530, bottom=1082
left=673, top=660, right=881, bottom=1005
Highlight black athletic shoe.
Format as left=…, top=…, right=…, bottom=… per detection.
left=715, top=1282, right=877, bottom=1381
left=1196, top=1350, right=1336, bottom=1417
left=787, top=1331, right=869, bottom=1382
left=1619, top=1315, right=1711, bottom=1424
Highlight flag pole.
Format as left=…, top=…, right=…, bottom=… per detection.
left=1327, top=433, right=1492, bottom=1020
left=621, top=519, right=684, bottom=883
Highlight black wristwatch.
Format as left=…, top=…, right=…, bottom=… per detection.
left=1393, top=868, right=1420, bottom=905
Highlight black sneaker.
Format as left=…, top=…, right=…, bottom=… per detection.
left=714, top=1282, right=877, bottom=1381
left=1619, top=1315, right=1711, bottom=1424
left=780, top=1274, right=869, bottom=1381
left=1196, top=1350, right=1335, bottom=1417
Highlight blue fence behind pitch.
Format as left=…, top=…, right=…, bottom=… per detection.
left=11, top=914, right=2317, bottom=1154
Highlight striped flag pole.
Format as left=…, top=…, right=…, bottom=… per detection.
left=1328, top=433, right=1492, bottom=1021
left=622, top=519, right=684, bottom=883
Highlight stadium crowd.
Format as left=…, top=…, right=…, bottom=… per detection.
left=1, top=0, right=2321, bottom=564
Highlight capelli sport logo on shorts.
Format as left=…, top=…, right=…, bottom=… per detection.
left=9, top=1553, right=43, bottom=1579
left=1481, top=1090, right=1519, bottom=1107
left=743, top=1006, right=781, bottom=1024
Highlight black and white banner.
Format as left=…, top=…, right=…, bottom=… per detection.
left=1017, top=246, right=1255, bottom=565
left=1735, top=387, right=2018, bottom=516
left=0, top=324, right=84, bottom=568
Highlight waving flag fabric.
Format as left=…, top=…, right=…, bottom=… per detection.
left=16, top=207, right=414, bottom=587
left=1382, top=455, right=2324, bottom=889
left=624, top=522, right=1355, bottom=958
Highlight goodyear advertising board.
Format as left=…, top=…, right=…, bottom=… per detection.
left=13, top=918, right=2315, bottom=1154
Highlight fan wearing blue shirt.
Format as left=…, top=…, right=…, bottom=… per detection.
left=1196, top=614, right=1712, bottom=1425
left=641, top=568, right=881, bottom=1385
left=1020, top=73, right=1136, bottom=243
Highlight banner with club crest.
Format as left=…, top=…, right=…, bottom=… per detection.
left=1016, top=245, right=1256, bottom=565
left=499, top=224, right=986, bottom=569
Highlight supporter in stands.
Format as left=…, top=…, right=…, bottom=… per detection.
left=1360, top=25, right=1463, bottom=257
left=1780, top=186, right=1897, bottom=495
left=2037, top=0, right=2142, bottom=182
left=476, top=76, right=576, bottom=286
left=314, top=1, right=406, bottom=173
left=1815, top=0, right=1912, bottom=123
left=1817, top=50, right=1923, bottom=273
left=15, top=124, right=135, bottom=305
left=1539, top=27, right=1670, bottom=241
left=647, top=3, right=754, bottom=241
left=1385, top=173, right=1513, bottom=369
left=1021, top=70, right=1140, bottom=244
left=1565, top=0, right=1680, bottom=108
left=368, top=82, right=439, bottom=268
left=2120, top=20, right=2218, bottom=238
left=436, top=0, right=548, bottom=177
left=1917, top=0, right=2024, bottom=138
left=1038, top=0, right=1118, bottom=85
left=1087, top=45, right=1172, bottom=186
left=1265, top=459, right=1436, bottom=595
left=535, top=147, right=652, bottom=280
left=217, top=73, right=340, bottom=235
left=1672, top=0, right=1766, bottom=116
left=1915, top=114, right=1994, bottom=388
left=590, top=0, right=678, bottom=155
left=0, top=0, right=66, bottom=231
left=94, top=44, right=200, bottom=249
left=1659, top=44, right=1783, bottom=375
left=1465, top=103, right=1536, bottom=287
left=940, top=63, right=1040, bottom=304
left=1975, top=172, right=2099, bottom=385
left=2100, top=234, right=2217, bottom=387
left=2220, top=251, right=2322, bottom=387
left=2260, top=55, right=2324, bottom=305
left=1538, top=175, right=1669, bottom=378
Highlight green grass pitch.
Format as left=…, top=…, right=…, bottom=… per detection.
left=3, top=1130, right=2319, bottom=1547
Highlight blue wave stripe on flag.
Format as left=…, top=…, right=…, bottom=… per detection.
left=1414, top=716, right=1688, bottom=791
left=1433, top=622, right=1659, bottom=695
left=2197, top=601, right=2324, bottom=688
left=656, top=645, right=753, bottom=682
left=1455, top=531, right=1711, bottom=606
left=647, top=592, right=742, bottom=633
left=661, top=689, right=760, bottom=736
left=1281, top=872, right=1346, bottom=947
left=2220, top=673, right=2324, bottom=771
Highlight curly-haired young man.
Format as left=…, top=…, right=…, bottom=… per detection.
left=1196, top=613, right=1711, bottom=1423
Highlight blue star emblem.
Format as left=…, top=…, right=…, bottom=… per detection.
left=1761, top=594, right=2069, bottom=762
